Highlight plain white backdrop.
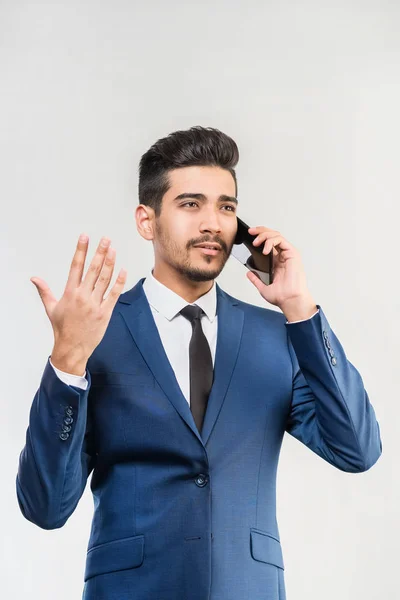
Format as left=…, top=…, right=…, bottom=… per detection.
left=1, top=1, right=398, bottom=598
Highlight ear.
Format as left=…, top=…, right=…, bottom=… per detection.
left=135, top=205, right=155, bottom=241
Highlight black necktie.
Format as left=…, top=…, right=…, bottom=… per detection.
left=180, top=304, right=213, bottom=433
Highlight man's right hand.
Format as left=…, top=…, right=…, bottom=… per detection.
left=30, top=234, right=127, bottom=376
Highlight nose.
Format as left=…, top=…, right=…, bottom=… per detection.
left=199, top=208, right=222, bottom=235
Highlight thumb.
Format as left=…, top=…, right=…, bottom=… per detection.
left=247, top=270, right=272, bottom=301
left=30, top=277, right=57, bottom=314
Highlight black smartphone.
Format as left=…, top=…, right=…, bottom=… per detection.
left=231, top=216, right=274, bottom=285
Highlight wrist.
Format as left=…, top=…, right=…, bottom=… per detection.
left=280, top=295, right=318, bottom=322
left=51, top=345, right=88, bottom=377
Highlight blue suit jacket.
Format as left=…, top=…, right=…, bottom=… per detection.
left=16, top=278, right=382, bottom=600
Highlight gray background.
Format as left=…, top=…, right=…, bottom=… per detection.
left=1, top=1, right=398, bottom=598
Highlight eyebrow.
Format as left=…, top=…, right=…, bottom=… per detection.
left=173, top=193, right=238, bottom=205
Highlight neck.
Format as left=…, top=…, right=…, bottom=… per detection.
left=152, top=264, right=214, bottom=304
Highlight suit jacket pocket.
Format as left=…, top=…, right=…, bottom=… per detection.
left=250, top=528, right=284, bottom=570
left=84, top=534, right=144, bottom=581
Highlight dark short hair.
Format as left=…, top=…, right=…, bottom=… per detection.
left=138, top=126, right=239, bottom=217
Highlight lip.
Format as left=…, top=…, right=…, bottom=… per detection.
left=193, top=243, right=222, bottom=250
left=194, top=246, right=221, bottom=256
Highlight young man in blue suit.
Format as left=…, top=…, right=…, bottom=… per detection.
left=17, top=126, right=382, bottom=600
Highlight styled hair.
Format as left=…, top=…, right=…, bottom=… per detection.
left=138, top=126, right=239, bottom=217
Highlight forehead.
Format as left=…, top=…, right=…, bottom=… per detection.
left=165, top=165, right=236, bottom=199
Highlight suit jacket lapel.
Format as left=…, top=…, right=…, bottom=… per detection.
left=201, top=285, right=244, bottom=446
left=117, top=278, right=244, bottom=448
left=118, top=278, right=203, bottom=444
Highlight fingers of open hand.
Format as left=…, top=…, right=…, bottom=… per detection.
left=65, top=234, right=91, bottom=290
left=92, top=246, right=116, bottom=303
left=63, top=234, right=127, bottom=314
left=80, top=237, right=112, bottom=293
left=102, top=267, right=127, bottom=310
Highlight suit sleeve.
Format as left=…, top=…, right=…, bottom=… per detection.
left=16, top=356, right=96, bottom=529
left=285, top=305, right=382, bottom=472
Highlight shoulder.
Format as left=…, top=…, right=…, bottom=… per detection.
left=218, top=286, right=286, bottom=325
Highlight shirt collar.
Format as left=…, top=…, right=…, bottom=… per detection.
left=142, top=268, right=217, bottom=322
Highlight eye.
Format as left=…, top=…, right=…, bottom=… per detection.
left=181, top=202, right=236, bottom=212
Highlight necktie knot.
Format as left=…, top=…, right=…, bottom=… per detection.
left=180, top=304, right=204, bottom=323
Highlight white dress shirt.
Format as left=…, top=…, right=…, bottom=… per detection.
left=50, top=269, right=319, bottom=400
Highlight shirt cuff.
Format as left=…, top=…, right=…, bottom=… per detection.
left=49, top=357, right=88, bottom=390
left=285, top=308, right=320, bottom=324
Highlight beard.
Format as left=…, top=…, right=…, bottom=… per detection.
left=155, top=219, right=232, bottom=282
left=174, top=259, right=224, bottom=283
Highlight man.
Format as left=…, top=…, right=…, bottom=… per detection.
left=17, top=126, right=382, bottom=600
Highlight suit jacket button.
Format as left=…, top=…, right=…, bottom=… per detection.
left=331, top=357, right=337, bottom=366
left=63, top=416, right=73, bottom=425
left=59, top=432, right=69, bottom=440
left=65, top=407, right=73, bottom=416
left=195, top=474, right=208, bottom=487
